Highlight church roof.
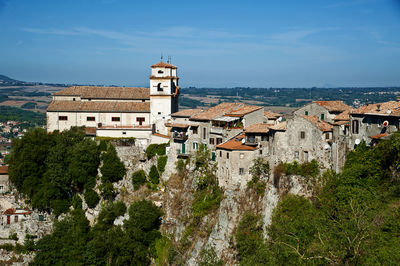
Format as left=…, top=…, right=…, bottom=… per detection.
left=171, top=108, right=204, bottom=117
left=47, top=101, right=150, bottom=113
left=151, top=61, right=177, bottom=69
left=53, top=86, right=150, bottom=100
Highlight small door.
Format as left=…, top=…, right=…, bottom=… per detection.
left=7, top=215, right=10, bottom=224
left=181, top=143, right=186, bottom=154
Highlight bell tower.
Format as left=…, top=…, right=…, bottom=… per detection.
left=150, top=60, right=179, bottom=134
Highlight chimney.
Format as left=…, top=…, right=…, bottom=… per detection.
left=377, top=104, right=381, bottom=111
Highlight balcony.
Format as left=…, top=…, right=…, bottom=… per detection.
left=173, top=132, right=188, bottom=141
left=210, top=127, right=223, bottom=135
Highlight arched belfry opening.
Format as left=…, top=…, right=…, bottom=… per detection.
left=157, top=83, right=163, bottom=92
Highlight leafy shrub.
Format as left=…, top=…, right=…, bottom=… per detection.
left=199, top=247, right=223, bottom=266
left=9, top=233, right=18, bottom=241
left=100, top=144, right=126, bottom=183
left=273, top=160, right=319, bottom=179
left=146, top=143, right=168, bottom=159
left=157, top=156, right=168, bottom=174
left=84, top=189, right=100, bottom=209
left=192, top=187, right=222, bottom=218
left=132, top=170, right=147, bottom=190
left=99, top=182, right=116, bottom=200
left=98, top=140, right=108, bottom=151
left=248, top=157, right=269, bottom=196
left=72, top=194, right=83, bottom=209
left=149, top=165, right=160, bottom=184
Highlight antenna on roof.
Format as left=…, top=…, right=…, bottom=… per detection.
left=160, top=53, right=163, bottom=62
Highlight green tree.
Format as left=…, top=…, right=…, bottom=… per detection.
left=100, top=145, right=126, bottom=183
left=149, top=165, right=160, bottom=185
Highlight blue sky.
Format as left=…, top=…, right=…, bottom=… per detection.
left=0, top=0, right=400, bottom=87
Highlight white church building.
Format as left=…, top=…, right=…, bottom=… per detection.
left=46, top=61, right=179, bottom=145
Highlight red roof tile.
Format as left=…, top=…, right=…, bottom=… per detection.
left=152, top=133, right=169, bottom=139
left=190, top=102, right=243, bottom=121
left=151, top=62, right=177, bottom=69
left=0, top=165, right=8, bottom=174
left=302, top=116, right=333, bottom=132
left=216, top=134, right=257, bottom=151
left=270, top=121, right=287, bottom=131
left=245, top=123, right=271, bottom=133
left=334, top=110, right=350, bottom=121
left=315, top=101, right=351, bottom=112
left=224, top=105, right=262, bottom=117
left=351, top=101, right=400, bottom=117
left=264, top=111, right=281, bottom=119
left=369, top=133, right=389, bottom=139
left=171, top=108, right=204, bottom=117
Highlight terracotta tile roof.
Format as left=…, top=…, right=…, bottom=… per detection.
left=152, top=133, right=169, bottom=139
left=171, top=108, right=203, bottom=117
left=369, top=133, right=389, bottom=139
left=351, top=101, right=400, bottom=117
left=190, top=102, right=243, bottom=121
left=216, top=134, right=257, bottom=151
left=151, top=61, right=177, bottom=69
left=334, top=110, right=350, bottom=121
left=0, top=165, right=8, bottom=174
left=315, top=101, right=351, bottom=112
left=3, top=208, right=32, bottom=215
left=270, top=121, right=287, bottom=131
left=333, top=121, right=349, bottom=126
left=85, top=127, right=97, bottom=135
left=53, top=86, right=150, bottom=100
left=245, top=123, right=271, bottom=133
left=168, top=123, right=190, bottom=128
left=224, top=105, right=262, bottom=117
left=302, top=115, right=333, bottom=132
left=264, top=111, right=281, bottom=119
left=47, top=101, right=150, bottom=113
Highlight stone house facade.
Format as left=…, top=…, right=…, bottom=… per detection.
left=294, top=101, right=351, bottom=123
left=0, top=165, right=9, bottom=194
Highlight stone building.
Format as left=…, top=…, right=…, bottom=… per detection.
left=349, top=101, right=400, bottom=148
left=0, top=165, right=9, bottom=194
left=294, top=101, right=351, bottom=123
left=46, top=61, right=179, bottom=146
left=168, top=103, right=264, bottom=157
left=216, top=134, right=257, bottom=189
left=263, top=110, right=282, bottom=125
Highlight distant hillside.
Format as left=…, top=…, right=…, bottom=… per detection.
left=0, top=74, right=19, bottom=83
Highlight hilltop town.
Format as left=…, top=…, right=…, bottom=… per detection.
left=1, top=62, right=400, bottom=264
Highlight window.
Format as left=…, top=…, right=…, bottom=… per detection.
left=209, top=138, right=215, bottom=145
left=247, top=135, right=255, bottom=143
left=202, top=128, right=207, bottom=139
left=352, top=120, right=359, bottom=134
left=73, top=98, right=76, bottom=101
left=295, top=151, right=299, bottom=159
left=300, top=131, right=306, bottom=139
left=227, top=152, right=229, bottom=159
left=112, top=117, right=120, bottom=122
left=88, top=99, right=92, bottom=101
left=157, top=83, right=163, bottom=92
left=259, top=150, right=263, bottom=155
left=87, top=116, right=95, bottom=121
left=142, top=99, right=146, bottom=102
left=305, top=111, right=309, bottom=116
left=239, top=168, right=244, bottom=175
left=216, top=138, right=222, bottom=145
left=220, top=151, right=222, bottom=157
left=261, top=135, right=268, bottom=141
left=59, top=116, right=68, bottom=121
left=137, top=117, right=145, bottom=125
left=304, top=151, right=309, bottom=162
left=321, top=113, right=325, bottom=120
left=325, top=133, right=330, bottom=139
left=193, top=142, right=198, bottom=150
left=158, top=112, right=161, bottom=115
left=192, top=126, right=198, bottom=134
left=122, top=132, right=126, bottom=135
left=14, top=216, right=18, bottom=222
left=0, top=185, right=3, bottom=191
left=158, top=70, right=164, bottom=74
left=240, top=153, right=244, bottom=159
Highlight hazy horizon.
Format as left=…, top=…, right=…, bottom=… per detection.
left=1, top=0, right=400, bottom=87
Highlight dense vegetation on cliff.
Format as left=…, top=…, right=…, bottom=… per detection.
left=236, top=133, right=400, bottom=265
left=32, top=200, right=162, bottom=265
left=8, top=127, right=125, bottom=215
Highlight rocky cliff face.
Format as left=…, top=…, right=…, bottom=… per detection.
left=112, top=144, right=313, bottom=265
